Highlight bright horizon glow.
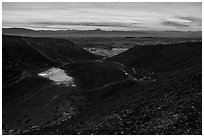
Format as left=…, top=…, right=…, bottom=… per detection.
left=2, top=2, right=202, bottom=31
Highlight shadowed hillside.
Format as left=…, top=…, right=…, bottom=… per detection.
left=107, top=42, right=202, bottom=72
left=3, top=35, right=101, bottom=69
left=2, top=37, right=202, bottom=135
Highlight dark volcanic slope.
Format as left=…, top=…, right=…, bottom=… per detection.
left=3, top=35, right=101, bottom=69
left=17, top=41, right=201, bottom=135
left=3, top=37, right=202, bottom=135
left=108, top=42, right=202, bottom=72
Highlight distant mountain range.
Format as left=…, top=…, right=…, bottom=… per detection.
left=2, top=28, right=202, bottom=38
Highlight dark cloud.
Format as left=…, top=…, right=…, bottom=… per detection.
left=178, top=16, right=201, bottom=22
left=177, top=16, right=202, bottom=27
left=162, top=21, right=189, bottom=27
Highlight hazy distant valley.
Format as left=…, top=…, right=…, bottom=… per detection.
left=3, top=28, right=201, bottom=57
left=68, top=37, right=201, bottom=57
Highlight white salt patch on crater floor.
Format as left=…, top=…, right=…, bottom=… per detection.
left=38, top=67, right=76, bottom=87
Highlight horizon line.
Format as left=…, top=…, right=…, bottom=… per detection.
left=3, top=27, right=202, bottom=32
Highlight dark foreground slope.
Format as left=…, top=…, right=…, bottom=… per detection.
left=26, top=66, right=201, bottom=135
left=3, top=38, right=202, bottom=135
left=18, top=41, right=202, bottom=135
left=2, top=60, right=130, bottom=133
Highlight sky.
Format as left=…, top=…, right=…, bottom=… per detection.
left=2, top=2, right=202, bottom=31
